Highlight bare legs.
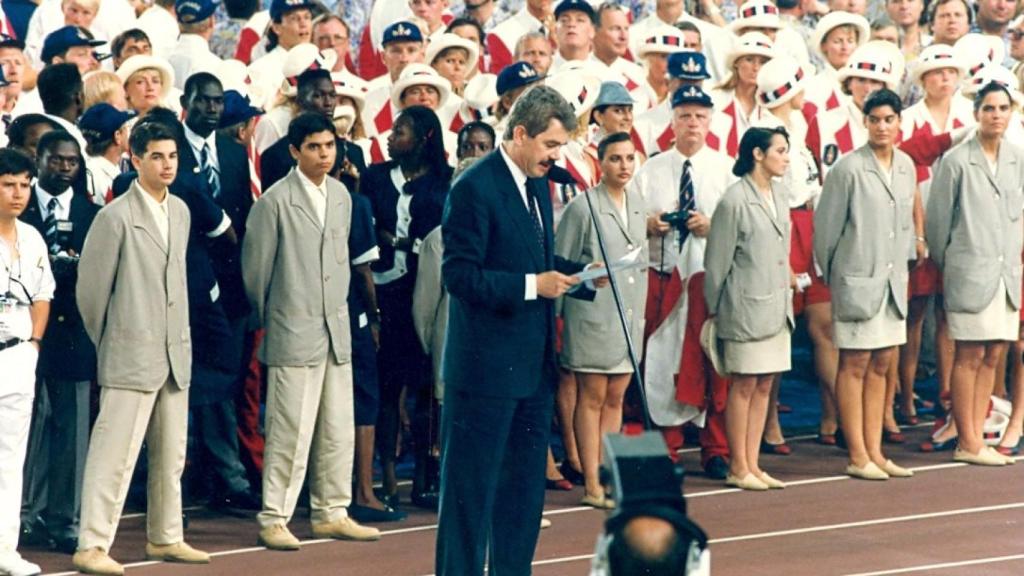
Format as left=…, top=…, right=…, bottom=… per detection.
left=836, top=347, right=896, bottom=469
left=806, top=302, right=839, bottom=439
left=1002, top=328, right=1024, bottom=451
left=556, top=369, right=582, bottom=476
left=950, top=341, right=1007, bottom=455
left=574, top=372, right=632, bottom=500
left=726, top=374, right=776, bottom=479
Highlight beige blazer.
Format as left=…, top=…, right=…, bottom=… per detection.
left=814, top=145, right=916, bottom=322
left=76, top=181, right=192, bottom=391
left=704, top=176, right=794, bottom=342
left=242, top=169, right=353, bottom=367
left=926, top=137, right=1024, bottom=313
left=555, top=183, right=648, bottom=371
left=412, top=226, right=447, bottom=398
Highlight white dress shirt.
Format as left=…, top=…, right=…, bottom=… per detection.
left=295, top=168, right=327, bottom=227
left=184, top=124, right=219, bottom=173
left=23, top=0, right=137, bottom=68
left=0, top=220, right=56, bottom=341
left=499, top=143, right=544, bottom=301
left=34, top=184, right=72, bottom=222
left=139, top=187, right=171, bottom=246
left=168, top=34, right=223, bottom=91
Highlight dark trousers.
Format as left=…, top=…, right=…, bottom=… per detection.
left=435, top=384, right=553, bottom=576
left=21, top=377, right=91, bottom=540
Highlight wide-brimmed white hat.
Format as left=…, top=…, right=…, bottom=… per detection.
left=756, top=55, right=812, bottom=109
left=729, top=0, right=781, bottom=33
left=836, top=40, right=903, bottom=92
left=217, top=59, right=252, bottom=98
left=331, top=72, right=367, bottom=113
left=954, top=33, right=1006, bottom=80
left=725, top=31, right=775, bottom=73
left=699, top=319, right=726, bottom=377
left=280, top=43, right=337, bottom=97
left=425, top=33, right=480, bottom=73
left=963, top=64, right=1024, bottom=107
left=811, top=11, right=870, bottom=61
left=463, top=72, right=498, bottom=112
left=116, top=55, right=175, bottom=99
left=390, top=63, right=452, bottom=110
left=912, top=44, right=966, bottom=85
left=546, top=68, right=603, bottom=118
left=637, top=24, right=686, bottom=57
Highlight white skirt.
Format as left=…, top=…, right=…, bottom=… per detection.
left=947, top=279, right=1019, bottom=342
left=722, top=327, right=792, bottom=376
left=833, top=295, right=907, bottom=350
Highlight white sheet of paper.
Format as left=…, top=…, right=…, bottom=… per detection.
left=573, top=246, right=649, bottom=282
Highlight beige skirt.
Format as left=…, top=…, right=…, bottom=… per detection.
left=833, top=295, right=907, bottom=350
left=947, top=279, right=1019, bottom=342
left=722, top=328, right=792, bottom=376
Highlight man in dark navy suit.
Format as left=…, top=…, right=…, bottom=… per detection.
left=18, top=130, right=99, bottom=554
left=436, top=85, right=604, bottom=576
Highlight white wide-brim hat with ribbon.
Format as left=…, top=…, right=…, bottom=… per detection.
left=390, top=63, right=453, bottom=110
left=425, top=33, right=480, bottom=73
left=811, top=11, right=870, bottom=61
left=963, top=64, right=1024, bottom=107
left=545, top=68, right=603, bottom=118
left=463, top=72, right=498, bottom=112
left=280, top=43, right=338, bottom=97
left=637, top=24, right=686, bottom=57
left=836, top=40, right=904, bottom=92
left=331, top=72, right=367, bottom=114
left=756, top=55, right=812, bottom=109
left=729, top=0, right=781, bottom=33
left=954, top=33, right=1007, bottom=80
left=116, top=55, right=175, bottom=100
left=725, top=31, right=775, bottom=74
left=912, top=43, right=967, bottom=85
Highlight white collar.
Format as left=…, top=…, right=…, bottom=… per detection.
left=35, top=183, right=73, bottom=212
left=296, top=168, right=327, bottom=193
left=499, top=143, right=528, bottom=192
left=183, top=124, right=216, bottom=155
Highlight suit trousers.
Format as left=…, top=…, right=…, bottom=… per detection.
left=435, top=384, right=554, bottom=576
left=258, top=359, right=354, bottom=528
left=0, top=343, right=38, bottom=551
left=78, top=380, right=188, bottom=551
left=21, top=376, right=90, bottom=540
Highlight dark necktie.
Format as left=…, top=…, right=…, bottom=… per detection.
left=678, top=159, right=695, bottom=252
left=44, top=197, right=59, bottom=253
left=527, top=184, right=545, bottom=251
left=201, top=142, right=220, bottom=197
left=1, top=114, right=11, bottom=134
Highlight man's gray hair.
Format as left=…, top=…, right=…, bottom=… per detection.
left=503, top=85, right=578, bottom=141
left=514, top=30, right=550, bottom=58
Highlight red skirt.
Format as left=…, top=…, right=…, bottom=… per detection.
left=789, top=208, right=831, bottom=316
left=909, top=258, right=942, bottom=297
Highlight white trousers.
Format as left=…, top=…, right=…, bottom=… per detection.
left=0, top=343, right=38, bottom=552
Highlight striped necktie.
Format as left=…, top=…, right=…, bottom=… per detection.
left=677, top=159, right=695, bottom=252
left=527, top=184, right=545, bottom=252
left=201, top=142, right=220, bottom=197
left=44, top=197, right=59, bottom=253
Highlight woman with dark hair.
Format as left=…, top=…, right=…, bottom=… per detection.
left=361, top=105, right=452, bottom=508
left=926, top=82, right=1024, bottom=467
left=704, top=126, right=793, bottom=491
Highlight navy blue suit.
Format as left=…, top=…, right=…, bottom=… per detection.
left=436, top=150, right=590, bottom=576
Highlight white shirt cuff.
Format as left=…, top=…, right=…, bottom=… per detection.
left=205, top=213, right=233, bottom=238
left=525, top=273, right=537, bottom=300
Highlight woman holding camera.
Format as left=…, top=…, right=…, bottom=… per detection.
left=704, top=127, right=794, bottom=491
left=556, top=133, right=648, bottom=508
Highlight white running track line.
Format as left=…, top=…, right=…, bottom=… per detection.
left=842, top=554, right=1024, bottom=576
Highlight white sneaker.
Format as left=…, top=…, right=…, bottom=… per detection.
left=0, top=551, right=41, bottom=576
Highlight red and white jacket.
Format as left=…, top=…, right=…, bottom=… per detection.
left=802, top=68, right=845, bottom=123
left=632, top=98, right=724, bottom=158
left=486, top=8, right=545, bottom=75
left=899, top=96, right=975, bottom=204
left=708, top=89, right=758, bottom=159
left=806, top=100, right=867, bottom=183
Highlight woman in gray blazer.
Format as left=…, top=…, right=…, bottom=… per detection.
left=814, top=89, right=918, bottom=481
left=926, top=82, right=1024, bottom=467
left=704, top=127, right=794, bottom=492
left=556, top=133, right=648, bottom=509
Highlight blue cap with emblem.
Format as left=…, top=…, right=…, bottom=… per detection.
left=269, top=0, right=317, bottom=22
left=496, top=61, right=543, bottom=96
left=219, top=90, right=265, bottom=128
left=0, top=33, right=24, bottom=50
left=382, top=21, right=424, bottom=46
left=41, top=26, right=105, bottom=64
left=79, top=103, right=135, bottom=140
left=671, top=84, right=713, bottom=109
left=176, top=0, right=219, bottom=24
left=554, top=0, right=597, bottom=23
left=668, top=51, right=711, bottom=81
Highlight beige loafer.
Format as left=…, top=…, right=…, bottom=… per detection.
left=258, top=523, right=301, bottom=551
left=145, top=541, right=210, bottom=564
left=312, top=516, right=381, bottom=541
left=72, top=548, right=124, bottom=576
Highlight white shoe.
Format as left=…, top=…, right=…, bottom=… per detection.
left=0, top=552, right=41, bottom=576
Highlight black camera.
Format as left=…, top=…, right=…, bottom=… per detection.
left=660, top=210, right=689, bottom=228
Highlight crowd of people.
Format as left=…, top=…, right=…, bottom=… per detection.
left=0, top=0, right=1023, bottom=574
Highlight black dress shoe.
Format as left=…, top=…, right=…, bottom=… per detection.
left=704, top=456, right=729, bottom=480
left=348, top=503, right=407, bottom=523
left=558, top=461, right=585, bottom=486
left=19, top=519, right=51, bottom=547
left=410, top=490, right=439, bottom=511
left=210, top=488, right=262, bottom=515
left=52, top=534, right=79, bottom=555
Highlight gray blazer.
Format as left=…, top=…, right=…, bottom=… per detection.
left=926, top=137, right=1024, bottom=313
left=555, top=183, right=648, bottom=371
left=704, top=176, right=794, bottom=341
left=77, top=181, right=192, bottom=391
left=814, top=145, right=916, bottom=322
left=412, top=226, right=447, bottom=398
left=242, top=169, right=353, bottom=366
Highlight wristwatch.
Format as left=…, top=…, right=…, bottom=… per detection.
left=390, top=236, right=399, bottom=248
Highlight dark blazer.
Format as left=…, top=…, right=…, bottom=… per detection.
left=361, top=160, right=449, bottom=278
left=260, top=135, right=366, bottom=196
left=20, top=191, right=100, bottom=381
left=441, top=150, right=590, bottom=400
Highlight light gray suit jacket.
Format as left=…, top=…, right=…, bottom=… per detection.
left=76, top=181, right=192, bottom=391
left=412, top=226, right=446, bottom=398
left=704, top=176, right=794, bottom=342
left=242, top=169, right=353, bottom=367
left=926, top=137, right=1024, bottom=313
left=555, top=183, right=648, bottom=371
left=814, top=145, right=916, bottom=322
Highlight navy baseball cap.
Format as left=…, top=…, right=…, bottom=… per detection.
left=0, top=67, right=9, bottom=88
left=269, top=0, right=317, bottom=22
left=555, top=0, right=597, bottom=22
left=0, top=33, right=24, bottom=50
left=219, top=90, right=265, bottom=128
left=176, top=0, right=218, bottom=23
left=671, top=85, right=713, bottom=108
left=382, top=21, right=424, bottom=46
left=79, top=103, right=135, bottom=140
left=41, top=26, right=105, bottom=63
left=668, top=51, right=711, bottom=81
left=496, top=61, right=542, bottom=96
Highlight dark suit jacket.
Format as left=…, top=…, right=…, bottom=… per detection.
left=441, top=150, right=591, bottom=400
left=20, top=191, right=99, bottom=382
left=260, top=135, right=366, bottom=196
